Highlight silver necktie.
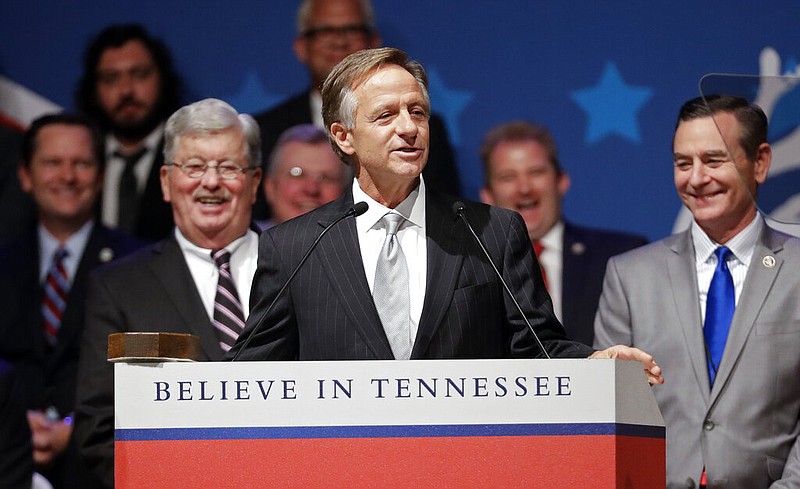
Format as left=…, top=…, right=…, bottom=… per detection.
left=373, top=212, right=411, bottom=359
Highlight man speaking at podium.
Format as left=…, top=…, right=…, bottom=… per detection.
left=227, top=47, right=662, bottom=381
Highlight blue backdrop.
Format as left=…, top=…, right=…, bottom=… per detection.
left=2, top=1, right=798, bottom=240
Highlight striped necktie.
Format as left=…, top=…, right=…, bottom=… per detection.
left=211, top=249, right=245, bottom=351
left=42, top=247, right=70, bottom=347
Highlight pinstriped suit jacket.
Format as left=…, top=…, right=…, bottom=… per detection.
left=229, top=189, right=593, bottom=361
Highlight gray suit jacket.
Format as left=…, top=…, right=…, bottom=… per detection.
left=594, top=224, right=800, bottom=489
left=74, top=235, right=226, bottom=488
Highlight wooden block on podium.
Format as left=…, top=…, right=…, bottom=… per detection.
left=108, top=332, right=201, bottom=362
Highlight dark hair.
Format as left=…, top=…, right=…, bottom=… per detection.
left=22, top=113, right=104, bottom=169
left=675, top=95, right=768, bottom=161
left=75, top=23, right=182, bottom=131
left=479, top=121, right=562, bottom=177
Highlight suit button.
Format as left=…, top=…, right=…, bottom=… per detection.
left=685, top=477, right=696, bottom=488
left=703, top=419, right=715, bottom=430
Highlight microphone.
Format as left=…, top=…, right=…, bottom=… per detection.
left=452, top=201, right=551, bottom=359
left=230, top=201, right=368, bottom=361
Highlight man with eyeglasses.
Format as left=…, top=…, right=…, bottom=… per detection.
left=253, top=0, right=461, bottom=222
left=257, top=124, right=350, bottom=230
left=73, top=98, right=262, bottom=488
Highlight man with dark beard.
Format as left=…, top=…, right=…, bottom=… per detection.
left=75, top=24, right=182, bottom=241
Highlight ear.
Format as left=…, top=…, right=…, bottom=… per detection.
left=479, top=187, right=494, bottom=205
left=17, top=162, right=32, bottom=193
left=159, top=165, right=172, bottom=203
left=753, top=142, right=771, bottom=185
left=249, top=168, right=263, bottom=204
left=293, top=36, right=309, bottom=64
left=557, top=171, right=571, bottom=197
left=330, top=122, right=356, bottom=156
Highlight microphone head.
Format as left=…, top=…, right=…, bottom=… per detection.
left=352, top=201, right=369, bottom=216
left=452, top=201, right=466, bottom=217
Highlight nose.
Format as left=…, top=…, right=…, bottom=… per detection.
left=396, top=110, right=418, bottom=139
left=688, top=160, right=710, bottom=187
left=60, top=161, right=78, bottom=182
left=201, top=163, right=222, bottom=188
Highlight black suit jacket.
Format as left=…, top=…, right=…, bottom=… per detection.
left=74, top=234, right=228, bottom=488
left=0, top=223, right=143, bottom=488
left=252, top=89, right=462, bottom=220
left=560, top=222, right=647, bottom=345
left=228, top=190, right=593, bottom=361
left=0, top=359, right=33, bottom=489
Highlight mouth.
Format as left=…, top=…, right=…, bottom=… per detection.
left=393, top=147, right=424, bottom=157
left=196, top=195, right=228, bottom=206
left=516, top=199, right=540, bottom=212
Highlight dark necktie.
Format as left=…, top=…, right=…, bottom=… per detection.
left=532, top=240, right=549, bottom=291
left=42, top=247, right=70, bottom=347
left=704, top=246, right=735, bottom=385
left=373, top=213, right=411, bottom=360
left=211, top=249, right=245, bottom=352
left=116, top=147, right=147, bottom=234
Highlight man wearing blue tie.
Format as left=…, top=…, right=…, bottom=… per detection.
left=594, top=95, right=800, bottom=488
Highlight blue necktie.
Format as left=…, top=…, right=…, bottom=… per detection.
left=704, top=246, right=735, bottom=385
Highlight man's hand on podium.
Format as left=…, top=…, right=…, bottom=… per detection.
left=589, top=345, right=664, bottom=385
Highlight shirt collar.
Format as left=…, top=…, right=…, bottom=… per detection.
left=174, top=227, right=251, bottom=263
left=353, top=176, right=426, bottom=234
left=539, top=220, right=564, bottom=251
left=691, top=213, right=762, bottom=266
left=38, top=220, right=95, bottom=282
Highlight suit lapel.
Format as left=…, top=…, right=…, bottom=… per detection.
left=315, top=195, right=394, bottom=359
left=149, top=236, right=223, bottom=360
left=668, top=232, right=712, bottom=401
left=709, top=227, right=783, bottom=404
left=412, top=192, right=463, bottom=358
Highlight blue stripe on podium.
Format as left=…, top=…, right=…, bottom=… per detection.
left=116, top=422, right=664, bottom=441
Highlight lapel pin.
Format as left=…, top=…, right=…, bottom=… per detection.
left=571, top=242, right=586, bottom=255
left=762, top=255, right=776, bottom=268
left=99, top=247, right=115, bottom=263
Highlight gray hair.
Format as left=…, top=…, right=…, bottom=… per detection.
left=163, top=98, right=261, bottom=167
left=296, top=0, right=376, bottom=34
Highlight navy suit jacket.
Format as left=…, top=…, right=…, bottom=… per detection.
left=560, top=222, right=647, bottom=345
left=0, top=222, right=143, bottom=488
left=252, top=89, right=462, bottom=219
left=228, top=190, right=593, bottom=361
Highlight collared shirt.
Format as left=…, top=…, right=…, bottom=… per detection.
left=693, top=213, right=762, bottom=320
left=354, top=176, right=427, bottom=339
left=537, top=221, right=565, bottom=323
left=102, top=123, right=164, bottom=227
left=175, top=228, right=259, bottom=321
left=38, top=220, right=95, bottom=285
left=309, top=90, right=324, bottom=129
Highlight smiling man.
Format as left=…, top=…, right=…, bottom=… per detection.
left=0, top=113, right=143, bottom=488
left=227, top=48, right=662, bottom=389
left=479, top=121, right=646, bottom=345
left=74, top=99, right=262, bottom=488
left=594, top=95, right=800, bottom=488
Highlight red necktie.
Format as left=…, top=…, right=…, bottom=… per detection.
left=532, top=240, right=549, bottom=291
left=42, top=247, right=69, bottom=347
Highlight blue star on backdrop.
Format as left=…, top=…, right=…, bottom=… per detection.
left=571, top=62, right=653, bottom=145
left=224, top=71, right=286, bottom=115
left=427, top=68, right=473, bottom=145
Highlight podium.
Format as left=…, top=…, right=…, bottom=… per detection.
left=114, top=359, right=664, bottom=488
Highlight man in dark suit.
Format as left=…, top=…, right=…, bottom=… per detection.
left=0, top=113, right=144, bottom=488
left=75, top=24, right=183, bottom=241
left=0, top=359, right=34, bottom=489
left=74, top=98, right=262, bottom=488
left=479, top=121, right=647, bottom=345
left=227, top=48, right=662, bottom=382
left=253, top=0, right=460, bottom=221
left=594, top=95, right=800, bottom=487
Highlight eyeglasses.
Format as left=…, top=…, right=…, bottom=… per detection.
left=168, top=159, right=255, bottom=180
left=282, top=166, right=342, bottom=186
left=302, top=24, right=372, bottom=43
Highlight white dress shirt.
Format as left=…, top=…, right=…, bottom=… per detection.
left=353, top=177, right=427, bottom=341
left=693, top=213, right=762, bottom=320
left=175, top=228, right=259, bottom=321
left=537, top=221, right=564, bottom=323
left=38, top=220, right=94, bottom=286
